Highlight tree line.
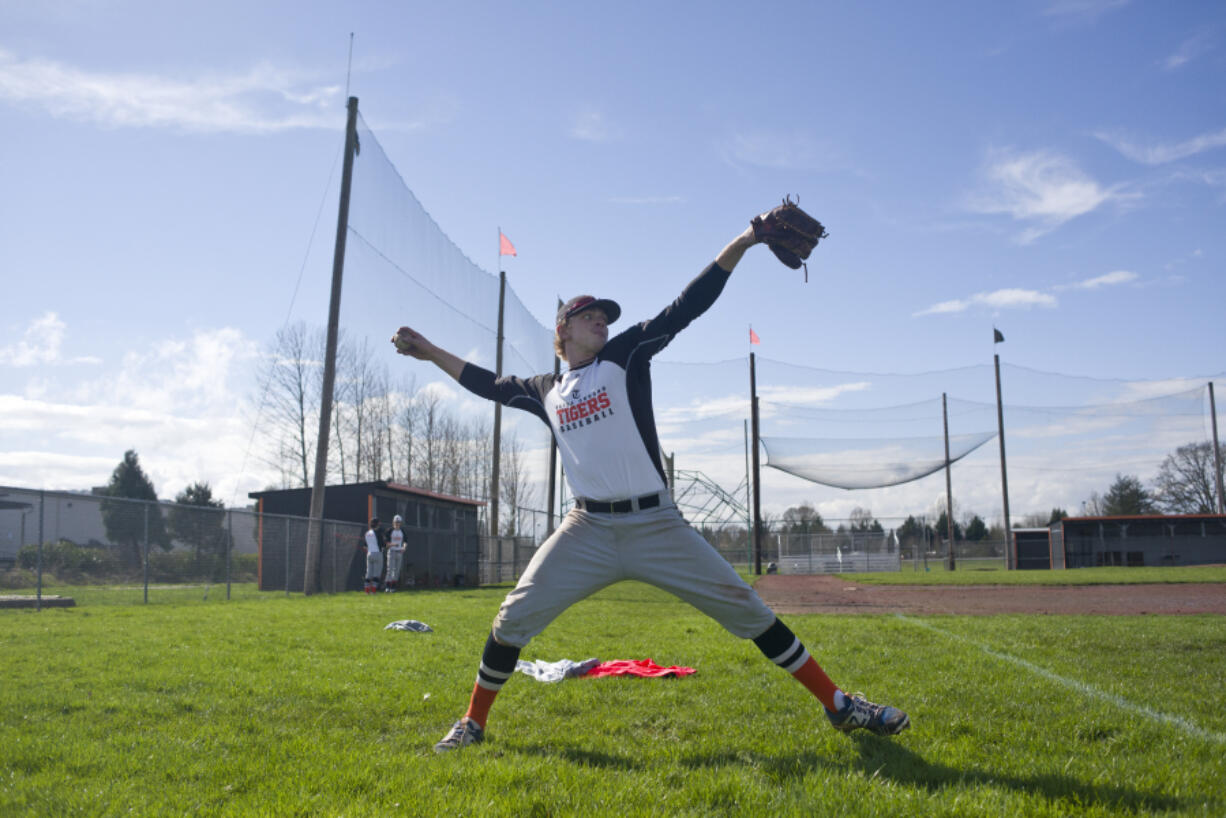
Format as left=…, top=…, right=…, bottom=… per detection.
left=255, top=322, right=538, bottom=533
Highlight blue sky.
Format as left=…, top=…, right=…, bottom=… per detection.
left=1, top=0, right=1223, bottom=519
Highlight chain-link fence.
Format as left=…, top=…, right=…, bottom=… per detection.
left=478, top=536, right=538, bottom=585
left=0, top=486, right=257, bottom=600
left=1, top=485, right=1032, bottom=603
left=0, top=485, right=493, bottom=597
left=688, top=517, right=1009, bottom=574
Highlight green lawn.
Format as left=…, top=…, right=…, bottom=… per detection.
left=2, top=580, right=1223, bottom=816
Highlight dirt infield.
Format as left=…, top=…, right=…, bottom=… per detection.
left=754, top=574, right=1226, bottom=615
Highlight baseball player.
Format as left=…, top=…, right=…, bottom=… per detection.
left=392, top=207, right=908, bottom=753
left=384, top=514, right=406, bottom=592
left=361, top=517, right=384, bottom=594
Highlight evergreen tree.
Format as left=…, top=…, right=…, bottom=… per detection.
left=932, top=510, right=963, bottom=542
left=964, top=515, right=988, bottom=541
left=1101, top=473, right=1156, bottom=516
left=99, top=450, right=168, bottom=571
left=168, top=482, right=227, bottom=568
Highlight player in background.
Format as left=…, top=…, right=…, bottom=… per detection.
left=392, top=211, right=909, bottom=752
left=384, top=515, right=406, bottom=592
left=362, top=517, right=384, bottom=594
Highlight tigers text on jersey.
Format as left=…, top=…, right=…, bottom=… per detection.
left=458, top=262, right=732, bottom=502
left=543, top=359, right=663, bottom=499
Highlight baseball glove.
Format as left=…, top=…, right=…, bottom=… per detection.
left=751, top=196, right=828, bottom=281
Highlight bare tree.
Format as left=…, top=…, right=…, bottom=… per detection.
left=414, top=389, right=445, bottom=492
left=1155, top=442, right=1223, bottom=514
left=256, top=322, right=323, bottom=488
left=329, top=334, right=356, bottom=484
left=345, top=338, right=386, bottom=483
left=394, top=376, right=418, bottom=485
left=466, top=416, right=492, bottom=501
left=499, top=431, right=538, bottom=535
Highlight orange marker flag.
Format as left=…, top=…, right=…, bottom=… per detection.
left=499, top=231, right=517, bottom=257
left=749, top=327, right=761, bottom=345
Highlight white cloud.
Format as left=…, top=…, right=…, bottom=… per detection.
left=966, top=149, right=1120, bottom=242
left=608, top=195, right=685, bottom=205
left=759, top=383, right=873, bottom=406
left=1054, top=270, right=1139, bottom=291
left=0, top=325, right=276, bottom=501
left=569, top=109, right=619, bottom=142
left=720, top=130, right=838, bottom=172
left=1042, top=0, right=1128, bottom=25
left=0, top=50, right=343, bottom=133
left=1096, top=126, right=1226, bottom=165
left=0, top=311, right=101, bottom=367
left=914, top=288, right=1057, bottom=317
left=1162, top=30, right=1215, bottom=70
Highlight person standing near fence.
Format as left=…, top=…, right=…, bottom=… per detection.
left=384, top=515, right=406, bottom=593
left=392, top=207, right=909, bottom=753
left=362, top=517, right=384, bottom=594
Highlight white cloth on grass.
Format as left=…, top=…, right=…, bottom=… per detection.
left=384, top=619, right=433, bottom=632
left=514, top=657, right=601, bottom=683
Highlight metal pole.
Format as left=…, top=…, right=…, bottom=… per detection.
left=1209, top=381, right=1224, bottom=514
left=994, top=353, right=1013, bottom=568
left=36, top=490, right=44, bottom=612
left=225, top=510, right=232, bottom=601
left=489, top=271, right=506, bottom=537
left=143, top=502, right=150, bottom=604
left=750, top=353, right=763, bottom=575
left=285, top=518, right=291, bottom=596
left=305, top=95, right=360, bottom=595
left=547, top=340, right=561, bottom=533
left=943, top=393, right=956, bottom=571
left=744, top=419, right=753, bottom=568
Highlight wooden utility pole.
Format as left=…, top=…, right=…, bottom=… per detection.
left=305, top=96, right=360, bottom=595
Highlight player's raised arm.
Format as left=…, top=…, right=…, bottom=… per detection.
left=714, top=225, right=759, bottom=272
left=390, top=326, right=466, bottom=381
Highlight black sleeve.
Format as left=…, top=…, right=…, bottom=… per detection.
left=458, top=364, right=555, bottom=426
left=601, top=262, right=733, bottom=364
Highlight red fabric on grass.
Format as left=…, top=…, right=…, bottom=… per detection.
left=584, top=659, right=696, bottom=678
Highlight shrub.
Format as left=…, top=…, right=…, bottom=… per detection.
left=0, top=566, right=37, bottom=590
left=17, top=540, right=122, bottom=581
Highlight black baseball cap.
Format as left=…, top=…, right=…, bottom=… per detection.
left=556, top=295, right=621, bottom=328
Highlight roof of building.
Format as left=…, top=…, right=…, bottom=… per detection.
left=1058, top=513, right=1225, bottom=524
left=248, top=480, right=485, bottom=507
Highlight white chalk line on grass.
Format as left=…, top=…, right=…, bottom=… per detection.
left=895, top=614, right=1226, bottom=745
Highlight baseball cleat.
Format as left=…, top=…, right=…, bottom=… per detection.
left=826, top=692, right=909, bottom=736
left=434, top=717, right=484, bottom=753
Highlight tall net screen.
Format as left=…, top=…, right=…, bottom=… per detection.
left=321, top=107, right=1222, bottom=532
left=346, top=114, right=554, bottom=376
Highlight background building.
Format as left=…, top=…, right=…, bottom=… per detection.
left=248, top=481, right=483, bottom=592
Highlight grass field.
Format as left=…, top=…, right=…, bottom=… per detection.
left=2, top=574, right=1224, bottom=816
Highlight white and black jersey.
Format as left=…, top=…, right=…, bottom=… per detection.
left=458, top=262, right=733, bottom=501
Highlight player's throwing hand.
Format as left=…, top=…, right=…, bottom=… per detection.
left=390, top=326, right=466, bottom=380
left=391, top=327, right=430, bottom=358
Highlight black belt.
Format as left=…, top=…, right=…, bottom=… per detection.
left=575, top=492, right=663, bottom=514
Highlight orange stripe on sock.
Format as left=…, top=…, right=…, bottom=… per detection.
left=464, top=682, right=499, bottom=729
left=791, top=657, right=840, bottom=712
